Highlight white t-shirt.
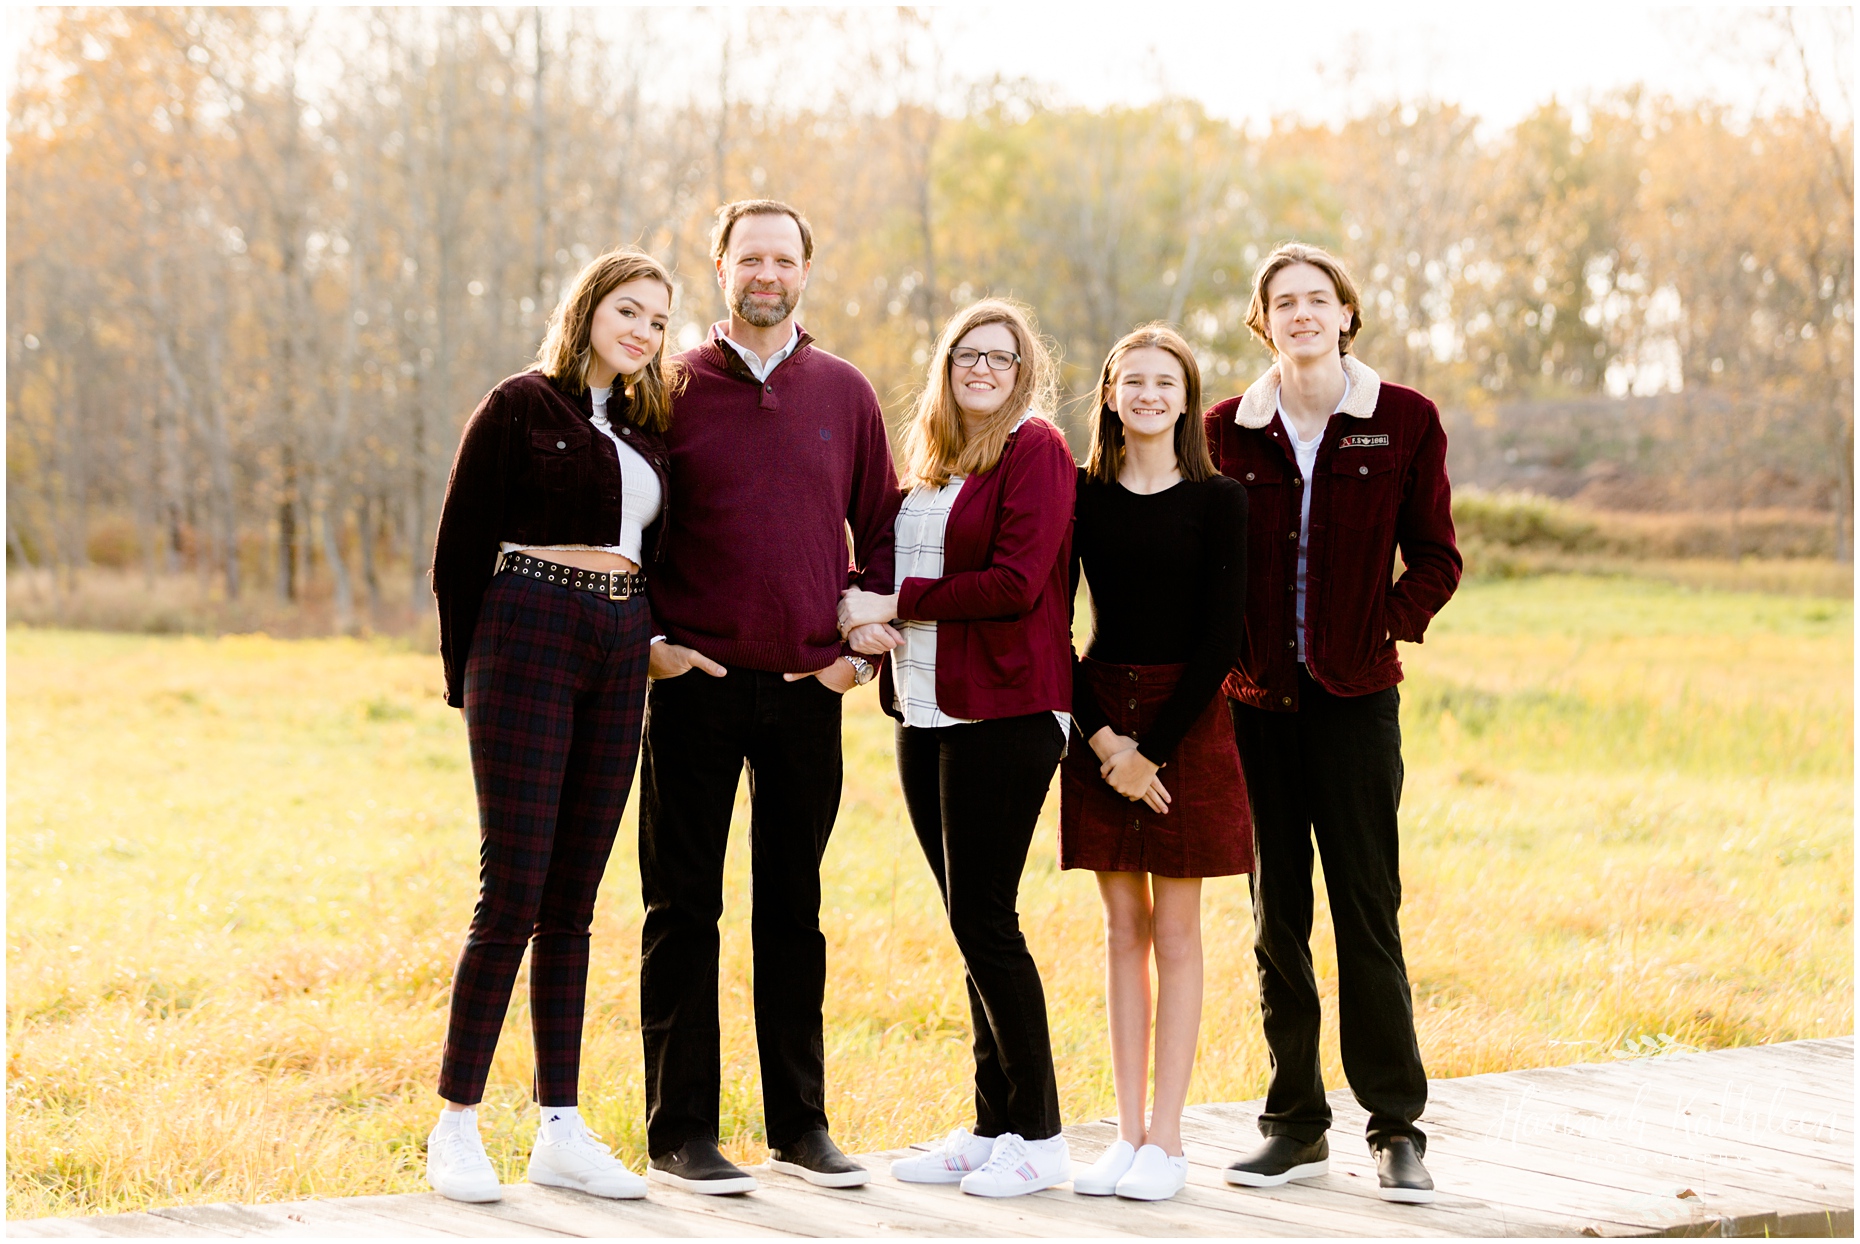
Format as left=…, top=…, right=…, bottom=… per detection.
left=1279, top=375, right=1351, bottom=663
left=500, top=385, right=662, bottom=564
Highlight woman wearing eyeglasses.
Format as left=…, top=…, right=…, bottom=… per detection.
left=836, top=299, right=1077, bottom=1199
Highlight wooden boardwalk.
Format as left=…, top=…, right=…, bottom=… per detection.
left=13, top=1038, right=1851, bottom=1238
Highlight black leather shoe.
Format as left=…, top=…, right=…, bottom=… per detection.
left=1373, top=1136, right=1436, bottom=1203
left=769, top=1128, right=871, bottom=1188
left=1222, top=1134, right=1329, bottom=1187
left=648, top=1138, right=758, bottom=1195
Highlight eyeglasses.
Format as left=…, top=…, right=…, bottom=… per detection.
left=949, top=347, right=1021, bottom=371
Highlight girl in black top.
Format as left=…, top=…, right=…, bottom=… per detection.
left=1062, top=324, right=1250, bottom=1202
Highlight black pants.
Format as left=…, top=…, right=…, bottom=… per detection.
left=638, top=667, right=845, bottom=1157
left=1229, top=667, right=1427, bottom=1151
left=896, top=712, right=1066, bottom=1141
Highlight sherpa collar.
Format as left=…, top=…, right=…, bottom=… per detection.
left=1234, top=354, right=1381, bottom=429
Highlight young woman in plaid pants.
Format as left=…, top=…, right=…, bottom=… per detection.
left=426, top=249, right=680, bottom=1203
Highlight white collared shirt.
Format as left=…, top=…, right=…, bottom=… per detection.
left=719, top=324, right=799, bottom=383
left=1278, top=374, right=1351, bottom=663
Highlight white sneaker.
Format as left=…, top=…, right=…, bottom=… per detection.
left=890, top=1127, right=997, bottom=1184
left=959, top=1133, right=1071, bottom=1198
left=1115, top=1144, right=1187, bottom=1201
left=529, top=1123, right=648, bottom=1199
left=1071, top=1139, right=1136, bottom=1195
left=427, top=1122, right=502, bottom=1203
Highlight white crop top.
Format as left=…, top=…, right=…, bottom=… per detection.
left=500, top=385, right=662, bottom=564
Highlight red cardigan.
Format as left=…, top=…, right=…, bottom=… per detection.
left=880, top=417, right=1076, bottom=722
left=1204, top=367, right=1460, bottom=711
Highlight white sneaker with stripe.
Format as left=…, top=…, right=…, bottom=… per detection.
left=890, top=1126, right=996, bottom=1184
left=958, top=1132, right=1071, bottom=1198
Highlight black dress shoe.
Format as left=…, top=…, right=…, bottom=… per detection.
left=648, top=1138, right=758, bottom=1195
left=1222, top=1134, right=1329, bottom=1187
left=768, top=1128, right=871, bottom=1188
left=1373, top=1136, right=1436, bottom=1203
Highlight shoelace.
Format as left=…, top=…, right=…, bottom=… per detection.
left=553, top=1124, right=619, bottom=1163
left=433, top=1128, right=490, bottom=1168
left=927, top=1128, right=983, bottom=1169
left=975, top=1132, right=1030, bottom=1177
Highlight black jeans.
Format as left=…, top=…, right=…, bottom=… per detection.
left=638, top=667, right=845, bottom=1157
left=1229, top=667, right=1427, bottom=1152
left=896, top=712, right=1066, bottom=1141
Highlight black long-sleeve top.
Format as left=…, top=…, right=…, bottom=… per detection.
left=1071, top=468, right=1249, bottom=765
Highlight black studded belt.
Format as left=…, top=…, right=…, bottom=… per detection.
left=503, top=552, right=645, bottom=600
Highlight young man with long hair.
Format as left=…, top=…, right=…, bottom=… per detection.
left=1205, top=243, right=1460, bottom=1204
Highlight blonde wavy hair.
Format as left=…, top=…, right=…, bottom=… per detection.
left=902, top=298, right=1058, bottom=489
left=534, top=247, right=683, bottom=432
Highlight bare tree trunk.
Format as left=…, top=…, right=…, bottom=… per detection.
left=531, top=6, right=549, bottom=301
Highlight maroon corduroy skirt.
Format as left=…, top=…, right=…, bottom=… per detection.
left=1060, top=659, right=1253, bottom=878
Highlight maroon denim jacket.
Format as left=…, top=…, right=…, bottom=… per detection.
left=431, top=369, right=671, bottom=707
left=1204, top=357, right=1460, bottom=711
left=880, top=417, right=1077, bottom=722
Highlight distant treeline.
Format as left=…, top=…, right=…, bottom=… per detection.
left=7, top=9, right=1853, bottom=628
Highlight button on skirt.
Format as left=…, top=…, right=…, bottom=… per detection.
left=1060, top=659, right=1253, bottom=878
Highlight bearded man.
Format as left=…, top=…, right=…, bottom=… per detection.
left=637, top=199, right=901, bottom=1194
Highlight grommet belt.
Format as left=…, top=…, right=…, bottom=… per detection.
left=503, top=552, right=645, bottom=600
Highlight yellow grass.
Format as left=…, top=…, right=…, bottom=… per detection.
left=7, top=575, right=1852, bottom=1218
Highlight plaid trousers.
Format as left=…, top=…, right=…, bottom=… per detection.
left=438, top=571, right=651, bottom=1107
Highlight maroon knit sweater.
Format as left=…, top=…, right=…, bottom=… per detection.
left=647, top=324, right=900, bottom=673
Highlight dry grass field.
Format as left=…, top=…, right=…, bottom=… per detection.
left=6, top=574, right=1852, bottom=1219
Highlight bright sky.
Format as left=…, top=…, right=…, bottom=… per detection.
left=4, top=4, right=1850, bottom=131
left=932, top=4, right=1851, bottom=129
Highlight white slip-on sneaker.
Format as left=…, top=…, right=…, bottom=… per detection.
left=958, top=1133, right=1071, bottom=1198
left=427, top=1123, right=503, bottom=1203
left=1071, top=1139, right=1137, bottom=1195
left=890, top=1127, right=997, bottom=1184
left=1115, top=1144, right=1188, bottom=1201
left=528, top=1123, right=648, bottom=1199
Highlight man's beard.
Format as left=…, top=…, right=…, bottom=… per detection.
left=731, top=282, right=797, bottom=328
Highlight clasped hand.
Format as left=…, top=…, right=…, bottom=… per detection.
left=838, top=588, right=904, bottom=655
left=1089, top=726, right=1171, bottom=814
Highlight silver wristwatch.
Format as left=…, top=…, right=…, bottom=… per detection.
left=845, top=655, right=876, bottom=685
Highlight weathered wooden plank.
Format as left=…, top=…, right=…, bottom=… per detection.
left=1190, top=1100, right=1800, bottom=1234
left=1423, top=1051, right=1854, bottom=1167
left=315, top=1191, right=571, bottom=1236
left=145, top=1203, right=324, bottom=1237
left=749, top=1170, right=1124, bottom=1238
left=1203, top=1096, right=1848, bottom=1242
left=1177, top=1110, right=1718, bottom=1237
left=206, top=1197, right=467, bottom=1238
left=1071, top=1115, right=1562, bottom=1238
left=1406, top=1071, right=1855, bottom=1190
left=14, top=1041, right=1850, bottom=1239
left=3, top=1215, right=221, bottom=1239
left=488, top=1184, right=803, bottom=1238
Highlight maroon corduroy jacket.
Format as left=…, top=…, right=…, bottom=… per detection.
left=1204, top=357, right=1461, bottom=711
left=881, top=417, right=1076, bottom=722
left=648, top=324, right=900, bottom=674
left=431, top=369, right=671, bottom=708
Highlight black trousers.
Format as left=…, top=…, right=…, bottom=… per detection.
left=638, top=668, right=845, bottom=1157
left=896, top=712, right=1066, bottom=1141
left=1229, top=667, right=1427, bottom=1151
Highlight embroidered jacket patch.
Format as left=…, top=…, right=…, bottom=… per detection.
left=1338, top=433, right=1390, bottom=448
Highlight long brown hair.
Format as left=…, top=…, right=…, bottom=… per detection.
left=534, top=247, right=683, bottom=432
left=901, top=298, right=1058, bottom=489
left=1244, top=241, right=1364, bottom=357
left=1085, top=323, right=1215, bottom=485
